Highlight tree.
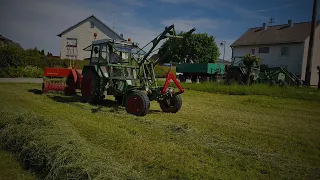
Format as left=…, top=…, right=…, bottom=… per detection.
left=242, top=54, right=260, bottom=85
left=40, top=49, right=45, bottom=56
left=158, top=32, right=220, bottom=64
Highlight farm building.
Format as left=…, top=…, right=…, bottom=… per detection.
left=231, top=20, right=320, bottom=86
left=57, top=15, right=125, bottom=60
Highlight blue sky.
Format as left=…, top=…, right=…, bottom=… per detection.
left=0, top=0, right=318, bottom=60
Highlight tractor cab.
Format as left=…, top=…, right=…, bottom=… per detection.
left=84, top=38, right=146, bottom=82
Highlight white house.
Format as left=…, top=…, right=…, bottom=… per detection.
left=57, top=15, right=125, bottom=60
left=231, top=20, right=320, bottom=86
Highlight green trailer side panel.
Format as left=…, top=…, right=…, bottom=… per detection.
left=207, top=63, right=225, bottom=74
left=176, top=63, right=225, bottom=75
left=176, top=64, right=207, bottom=73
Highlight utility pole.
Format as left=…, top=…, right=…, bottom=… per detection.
left=220, top=41, right=226, bottom=61
left=107, top=11, right=124, bottom=30
left=305, top=0, right=318, bottom=86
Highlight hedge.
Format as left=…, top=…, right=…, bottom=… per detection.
left=0, top=44, right=174, bottom=78
left=0, top=66, right=43, bottom=78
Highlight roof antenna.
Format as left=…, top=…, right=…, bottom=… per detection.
left=269, top=18, right=275, bottom=25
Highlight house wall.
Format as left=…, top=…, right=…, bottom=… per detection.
left=232, top=43, right=305, bottom=76
left=60, top=17, right=122, bottom=60
left=301, top=25, right=320, bottom=86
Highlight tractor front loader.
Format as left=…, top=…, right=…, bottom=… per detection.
left=80, top=24, right=196, bottom=116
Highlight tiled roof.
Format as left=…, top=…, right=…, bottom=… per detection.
left=231, top=21, right=320, bottom=47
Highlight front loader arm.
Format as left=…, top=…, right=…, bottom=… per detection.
left=137, top=25, right=196, bottom=65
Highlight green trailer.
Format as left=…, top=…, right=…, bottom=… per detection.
left=176, top=63, right=225, bottom=82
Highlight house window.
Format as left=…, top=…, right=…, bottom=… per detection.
left=251, top=48, right=256, bottom=55
left=66, top=38, right=77, bottom=47
left=90, top=22, right=94, bottom=28
left=280, top=47, right=289, bottom=56
left=259, top=47, right=270, bottom=53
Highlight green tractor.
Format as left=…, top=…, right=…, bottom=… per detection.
left=225, top=56, right=260, bottom=85
left=81, top=25, right=196, bottom=116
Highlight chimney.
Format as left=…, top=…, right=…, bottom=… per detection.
left=288, top=20, right=293, bottom=27
left=120, top=33, right=123, bottom=38
left=262, top=23, right=267, bottom=30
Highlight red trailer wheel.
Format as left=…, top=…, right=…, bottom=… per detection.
left=125, top=91, right=150, bottom=116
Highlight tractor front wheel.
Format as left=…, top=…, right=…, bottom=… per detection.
left=125, top=91, right=150, bottom=116
left=159, top=93, right=182, bottom=113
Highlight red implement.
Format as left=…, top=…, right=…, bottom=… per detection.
left=161, top=70, right=184, bottom=94
left=42, top=67, right=82, bottom=94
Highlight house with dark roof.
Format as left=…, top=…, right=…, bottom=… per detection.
left=231, top=20, right=320, bottom=86
left=57, top=15, right=125, bottom=60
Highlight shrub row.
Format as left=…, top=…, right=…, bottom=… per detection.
left=0, top=66, right=43, bottom=78
left=161, top=81, right=320, bottom=101
left=24, top=57, right=89, bottom=69
left=0, top=44, right=174, bottom=78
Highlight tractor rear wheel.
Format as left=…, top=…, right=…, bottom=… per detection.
left=125, top=91, right=150, bottom=116
left=159, top=91, right=182, bottom=113
left=81, top=70, right=101, bottom=104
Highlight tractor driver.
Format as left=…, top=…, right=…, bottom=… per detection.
left=109, top=46, right=121, bottom=64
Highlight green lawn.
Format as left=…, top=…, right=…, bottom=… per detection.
left=0, top=83, right=319, bottom=179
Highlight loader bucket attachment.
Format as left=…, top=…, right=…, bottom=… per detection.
left=42, top=67, right=82, bottom=95
left=161, top=70, right=184, bottom=94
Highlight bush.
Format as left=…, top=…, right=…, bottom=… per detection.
left=154, top=65, right=176, bottom=78
left=0, top=44, right=26, bottom=68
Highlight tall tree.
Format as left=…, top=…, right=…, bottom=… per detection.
left=158, top=32, right=219, bottom=64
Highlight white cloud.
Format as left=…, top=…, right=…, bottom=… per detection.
left=0, top=0, right=160, bottom=56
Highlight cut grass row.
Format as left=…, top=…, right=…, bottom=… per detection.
left=0, top=83, right=320, bottom=179
left=0, top=149, right=36, bottom=180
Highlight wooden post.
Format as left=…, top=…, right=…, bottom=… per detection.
left=317, top=65, right=320, bottom=89
left=305, top=0, right=318, bottom=86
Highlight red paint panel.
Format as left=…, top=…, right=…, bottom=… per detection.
left=43, top=67, right=72, bottom=77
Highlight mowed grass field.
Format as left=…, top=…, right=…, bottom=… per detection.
left=0, top=83, right=320, bottom=179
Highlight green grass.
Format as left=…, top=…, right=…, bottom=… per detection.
left=0, top=149, right=36, bottom=180
left=167, top=81, right=320, bottom=101
left=0, top=83, right=320, bottom=179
